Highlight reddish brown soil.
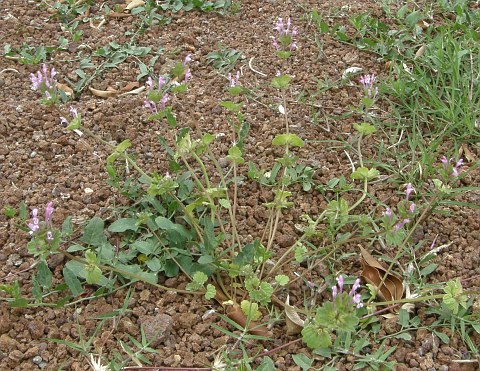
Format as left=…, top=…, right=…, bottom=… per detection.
left=1, top=0, right=479, bottom=370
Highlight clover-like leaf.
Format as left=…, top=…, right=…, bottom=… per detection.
left=272, top=133, right=304, bottom=147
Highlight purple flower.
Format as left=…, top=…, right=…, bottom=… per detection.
left=273, top=17, right=298, bottom=53
left=45, top=202, right=54, bottom=223
left=30, top=64, right=57, bottom=98
left=409, top=203, right=416, bottom=213
left=184, top=68, right=192, bottom=82
left=351, top=293, right=363, bottom=308
left=405, top=183, right=414, bottom=200
left=383, top=207, right=393, bottom=218
left=349, top=278, right=361, bottom=296
left=183, top=53, right=192, bottom=65
left=336, top=275, right=344, bottom=294
left=47, top=231, right=53, bottom=241
left=144, top=99, right=157, bottom=114
left=359, top=74, right=378, bottom=99
left=160, top=93, right=169, bottom=109
left=394, top=218, right=410, bottom=231
left=228, top=71, right=240, bottom=87
left=452, top=159, right=463, bottom=177
left=28, top=209, right=40, bottom=235
left=440, top=156, right=464, bottom=177
left=332, top=285, right=338, bottom=299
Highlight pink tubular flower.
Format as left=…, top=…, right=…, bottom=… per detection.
left=336, top=275, right=344, bottom=294
left=332, top=285, right=338, bottom=299
left=28, top=209, right=40, bottom=235
left=228, top=71, right=240, bottom=87
left=405, top=183, right=414, bottom=200
left=359, top=74, right=378, bottom=99
left=47, top=231, right=53, bottom=241
left=45, top=202, right=54, bottom=223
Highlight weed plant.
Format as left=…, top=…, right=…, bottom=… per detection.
left=1, top=1, right=480, bottom=369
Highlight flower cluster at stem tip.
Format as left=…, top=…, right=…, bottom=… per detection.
left=30, top=63, right=58, bottom=102
left=332, top=275, right=363, bottom=309
left=441, top=156, right=463, bottom=177
left=28, top=201, right=55, bottom=241
left=383, top=183, right=417, bottom=231
left=144, top=75, right=169, bottom=114
left=359, top=74, right=378, bottom=99
left=273, top=17, right=298, bottom=57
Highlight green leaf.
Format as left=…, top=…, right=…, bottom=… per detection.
left=220, top=100, right=244, bottom=112
left=394, top=332, right=412, bottom=340
left=61, top=216, right=73, bottom=236
left=80, top=217, right=106, bottom=247
left=275, top=274, right=289, bottom=286
left=420, top=263, right=438, bottom=277
left=257, top=356, right=275, bottom=371
left=433, top=330, right=450, bottom=344
left=353, top=122, right=376, bottom=135
left=85, top=265, right=102, bottom=285
left=351, top=167, right=379, bottom=181
left=205, top=284, right=216, bottom=300
left=37, top=260, right=52, bottom=289
left=302, top=325, right=332, bottom=349
left=108, top=218, right=139, bottom=233
left=63, top=267, right=84, bottom=296
left=271, top=74, right=292, bottom=89
left=292, top=353, right=313, bottom=371
left=240, top=300, right=261, bottom=321
left=115, top=139, right=132, bottom=152
left=219, top=198, right=231, bottom=209
left=226, top=145, right=244, bottom=164
left=272, top=133, right=304, bottom=147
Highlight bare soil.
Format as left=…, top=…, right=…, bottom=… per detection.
left=1, top=0, right=479, bottom=370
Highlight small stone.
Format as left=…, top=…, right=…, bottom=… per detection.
left=8, top=349, right=24, bottom=362
left=0, top=334, right=19, bottom=352
left=28, top=320, right=45, bottom=339
left=32, top=355, right=43, bottom=364
left=139, top=314, right=172, bottom=347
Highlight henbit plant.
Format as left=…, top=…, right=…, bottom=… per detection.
left=5, top=11, right=479, bottom=370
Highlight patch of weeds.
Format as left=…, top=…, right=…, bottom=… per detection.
left=130, top=0, right=172, bottom=29
left=207, top=44, right=243, bottom=74
left=66, top=41, right=162, bottom=94
left=48, top=0, right=93, bottom=23
left=3, top=44, right=53, bottom=65
left=8, top=7, right=480, bottom=370
left=158, top=0, right=232, bottom=13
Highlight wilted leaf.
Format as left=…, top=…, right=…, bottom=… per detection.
left=414, top=44, right=427, bottom=59
left=89, top=87, right=118, bottom=98
left=57, top=83, right=73, bottom=96
left=119, top=86, right=145, bottom=96
left=226, top=304, right=271, bottom=337
left=125, top=0, right=144, bottom=11
left=106, top=11, right=131, bottom=18
left=360, top=247, right=404, bottom=304
left=285, top=295, right=304, bottom=335
left=120, top=81, right=140, bottom=92
left=460, top=143, right=476, bottom=162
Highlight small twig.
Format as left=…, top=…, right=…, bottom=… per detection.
left=248, top=57, right=267, bottom=77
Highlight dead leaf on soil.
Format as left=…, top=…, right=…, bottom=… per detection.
left=226, top=304, right=271, bottom=337
left=360, top=247, right=404, bottom=303
left=284, top=295, right=304, bottom=336
left=459, top=143, right=476, bottom=163
left=120, top=81, right=140, bottom=92
left=415, top=44, right=427, bottom=59
left=89, top=87, right=118, bottom=98
left=125, top=0, right=145, bottom=11
left=57, top=83, right=74, bottom=96
left=106, top=11, right=131, bottom=19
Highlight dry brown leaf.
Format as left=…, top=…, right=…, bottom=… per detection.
left=415, top=44, right=427, bottom=59
left=226, top=304, right=271, bottom=337
left=285, top=295, right=304, bottom=336
left=125, top=0, right=145, bottom=11
left=360, top=247, right=404, bottom=303
left=121, top=81, right=140, bottom=92
left=89, top=87, right=118, bottom=98
left=57, top=83, right=74, bottom=96
left=460, top=143, right=476, bottom=162
left=384, top=61, right=393, bottom=71
left=106, top=11, right=131, bottom=18
left=119, top=86, right=145, bottom=96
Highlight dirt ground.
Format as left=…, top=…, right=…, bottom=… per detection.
left=0, top=0, right=479, bottom=370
